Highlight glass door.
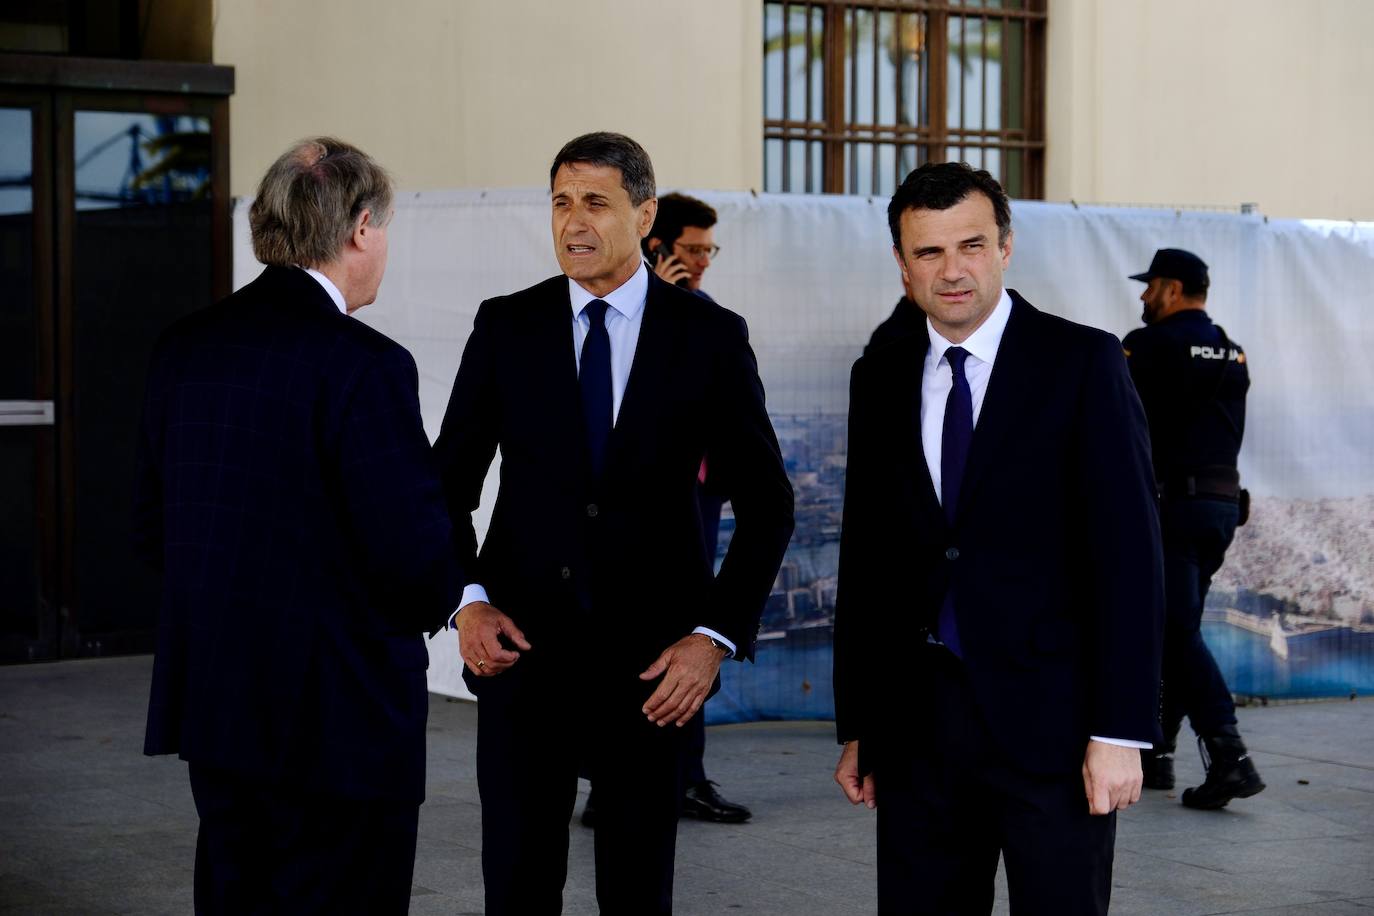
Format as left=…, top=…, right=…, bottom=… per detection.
left=62, top=97, right=218, bottom=654
left=0, top=83, right=227, bottom=663
left=0, top=93, right=58, bottom=662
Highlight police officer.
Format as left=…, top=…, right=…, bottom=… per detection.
left=1124, top=248, right=1266, bottom=809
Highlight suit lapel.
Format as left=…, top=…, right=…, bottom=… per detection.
left=608, top=275, right=681, bottom=467
left=535, top=280, right=585, bottom=459
left=896, top=328, right=945, bottom=526
left=956, top=292, right=1039, bottom=523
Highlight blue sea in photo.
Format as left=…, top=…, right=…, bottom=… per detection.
left=706, top=622, right=1374, bottom=725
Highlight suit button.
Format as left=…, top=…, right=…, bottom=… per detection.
left=945, top=547, right=960, bottom=561
left=560, top=566, right=572, bottom=580
left=586, top=503, right=599, bottom=518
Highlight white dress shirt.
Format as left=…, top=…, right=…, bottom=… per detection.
left=920, top=289, right=1147, bottom=750
left=302, top=267, right=347, bottom=314
left=454, top=263, right=736, bottom=656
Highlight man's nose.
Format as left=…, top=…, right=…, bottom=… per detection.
left=562, top=204, right=591, bottom=232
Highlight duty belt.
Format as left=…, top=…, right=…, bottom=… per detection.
left=1157, top=465, right=1241, bottom=500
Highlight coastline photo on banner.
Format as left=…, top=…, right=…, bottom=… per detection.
left=232, top=192, right=1374, bottom=718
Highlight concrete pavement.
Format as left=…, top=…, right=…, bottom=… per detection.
left=2, top=656, right=1372, bottom=914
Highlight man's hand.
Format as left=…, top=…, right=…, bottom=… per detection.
left=638, top=633, right=727, bottom=726
left=651, top=250, right=691, bottom=286
left=455, top=601, right=531, bottom=677
left=1082, top=740, right=1143, bottom=815
left=835, top=740, right=876, bottom=809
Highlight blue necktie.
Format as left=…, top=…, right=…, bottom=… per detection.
left=937, top=346, right=972, bottom=656
left=579, top=299, right=613, bottom=478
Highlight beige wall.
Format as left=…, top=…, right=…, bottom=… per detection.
left=1046, top=0, right=1374, bottom=220
left=214, top=0, right=762, bottom=198
left=140, top=0, right=213, bottom=62
left=216, top=0, right=1374, bottom=220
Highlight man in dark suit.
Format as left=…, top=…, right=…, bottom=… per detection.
left=135, top=138, right=462, bottom=915
left=436, top=132, right=794, bottom=915
left=833, top=162, right=1163, bottom=914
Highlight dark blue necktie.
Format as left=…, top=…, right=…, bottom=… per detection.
left=579, top=299, right=613, bottom=478
left=937, top=346, right=972, bottom=656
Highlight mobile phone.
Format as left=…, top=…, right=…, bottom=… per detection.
left=653, top=243, right=690, bottom=288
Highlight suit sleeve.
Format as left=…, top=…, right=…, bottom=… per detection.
left=832, top=357, right=876, bottom=746
left=1076, top=333, right=1165, bottom=745
left=434, top=301, right=503, bottom=588
left=336, top=344, right=464, bottom=633
left=701, top=314, right=794, bottom=661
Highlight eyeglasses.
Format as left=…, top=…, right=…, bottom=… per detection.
left=673, top=242, right=721, bottom=261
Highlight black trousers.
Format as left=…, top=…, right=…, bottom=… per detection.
left=187, top=763, right=419, bottom=916
left=1159, top=497, right=1241, bottom=738
left=476, top=656, right=689, bottom=915
left=584, top=710, right=707, bottom=788
left=874, top=648, right=1115, bottom=916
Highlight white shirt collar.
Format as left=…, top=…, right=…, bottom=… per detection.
left=568, top=261, right=649, bottom=322
left=926, top=288, right=1013, bottom=366
left=301, top=267, right=347, bottom=315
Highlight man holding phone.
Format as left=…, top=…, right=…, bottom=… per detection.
left=645, top=192, right=721, bottom=297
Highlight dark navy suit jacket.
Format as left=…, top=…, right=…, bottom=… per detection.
left=435, top=272, right=794, bottom=690
left=135, top=265, right=462, bottom=803
left=834, top=290, right=1164, bottom=776
left=864, top=296, right=923, bottom=356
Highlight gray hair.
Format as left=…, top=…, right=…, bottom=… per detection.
left=249, top=137, right=393, bottom=268
left=549, top=132, right=656, bottom=206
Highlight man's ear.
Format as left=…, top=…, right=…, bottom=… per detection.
left=891, top=245, right=910, bottom=286
left=353, top=208, right=376, bottom=250
left=638, top=197, right=658, bottom=239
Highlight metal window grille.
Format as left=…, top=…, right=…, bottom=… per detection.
left=763, top=0, right=1046, bottom=198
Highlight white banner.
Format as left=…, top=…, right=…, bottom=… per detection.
left=234, top=192, right=1374, bottom=708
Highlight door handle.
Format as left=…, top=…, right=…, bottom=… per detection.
left=0, top=400, right=55, bottom=426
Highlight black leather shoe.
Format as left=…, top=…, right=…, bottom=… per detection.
left=681, top=780, right=751, bottom=823
left=1181, top=729, right=1266, bottom=810
left=1142, top=749, right=1175, bottom=790
left=580, top=789, right=597, bottom=828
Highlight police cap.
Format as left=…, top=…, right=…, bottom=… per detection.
left=1129, top=248, right=1209, bottom=294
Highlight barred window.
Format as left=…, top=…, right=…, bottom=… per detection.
left=763, top=0, right=1046, bottom=197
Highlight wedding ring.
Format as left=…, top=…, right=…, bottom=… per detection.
left=477, top=659, right=486, bottom=670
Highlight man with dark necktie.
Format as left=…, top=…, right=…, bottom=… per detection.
left=832, top=162, right=1164, bottom=914
left=436, top=132, right=793, bottom=915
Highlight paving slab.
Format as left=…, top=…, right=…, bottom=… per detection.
left=2, top=656, right=1371, bottom=914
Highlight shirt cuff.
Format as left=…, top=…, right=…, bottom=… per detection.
left=692, top=626, right=736, bottom=658
left=1090, top=735, right=1153, bottom=750
left=446, top=583, right=491, bottom=629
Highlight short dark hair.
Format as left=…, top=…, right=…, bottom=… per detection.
left=645, top=192, right=717, bottom=253
left=549, top=131, right=656, bottom=206
left=887, top=161, right=1011, bottom=249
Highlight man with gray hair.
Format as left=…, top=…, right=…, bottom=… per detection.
left=136, top=137, right=463, bottom=914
